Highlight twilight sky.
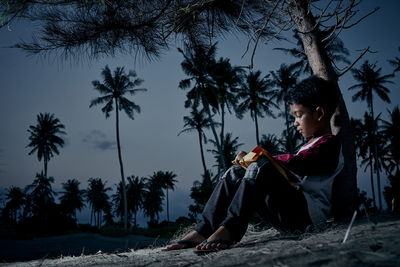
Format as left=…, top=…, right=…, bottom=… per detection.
left=0, top=1, right=399, bottom=223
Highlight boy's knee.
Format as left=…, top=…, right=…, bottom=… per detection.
left=221, top=165, right=245, bottom=184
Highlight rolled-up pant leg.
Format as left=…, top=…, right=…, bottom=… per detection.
left=220, top=159, right=311, bottom=241
left=195, top=165, right=245, bottom=238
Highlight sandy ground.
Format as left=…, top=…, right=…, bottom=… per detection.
left=2, top=216, right=400, bottom=266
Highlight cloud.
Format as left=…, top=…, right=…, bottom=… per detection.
left=82, top=130, right=116, bottom=151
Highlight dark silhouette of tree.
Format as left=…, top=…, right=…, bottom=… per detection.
left=127, top=175, right=146, bottom=228
left=274, top=30, right=350, bottom=75
left=3, top=186, right=25, bottom=222
left=27, top=113, right=66, bottom=178
left=208, top=133, right=243, bottom=173
left=112, top=181, right=125, bottom=224
left=237, top=71, right=277, bottom=145
left=59, top=179, right=85, bottom=219
left=383, top=171, right=400, bottom=213
left=90, top=65, right=146, bottom=230
left=86, top=178, right=111, bottom=228
left=142, top=175, right=164, bottom=224
left=157, top=171, right=178, bottom=223
left=178, top=107, right=212, bottom=176
left=178, top=42, right=226, bottom=170
left=210, top=57, right=243, bottom=144
left=25, top=172, right=56, bottom=225
left=381, top=106, right=400, bottom=174
left=388, top=47, right=400, bottom=73
left=270, top=63, right=299, bottom=154
left=349, top=60, right=394, bottom=209
left=189, top=170, right=217, bottom=219
left=259, top=134, right=284, bottom=156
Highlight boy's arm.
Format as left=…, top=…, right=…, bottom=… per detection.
left=273, top=135, right=340, bottom=177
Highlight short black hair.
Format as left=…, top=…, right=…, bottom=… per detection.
left=284, top=76, right=338, bottom=117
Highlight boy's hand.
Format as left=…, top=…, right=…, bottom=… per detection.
left=234, top=151, right=248, bottom=164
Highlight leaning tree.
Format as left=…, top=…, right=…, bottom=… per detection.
left=3, top=0, right=381, bottom=218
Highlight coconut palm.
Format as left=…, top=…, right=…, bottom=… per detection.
left=270, top=63, right=299, bottom=154
left=210, top=57, right=243, bottom=143
left=349, top=60, right=394, bottom=210
left=178, top=42, right=226, bottom=169
left=178, top=107, right=212, bottom=176
left=127, top=175, right=146, bottom=227
left=189, top=170, right=217, bottom=219
left=86, top=178, right=111, bottom=228
left=25, top=172, right=56, bottom=225
left=381, top=106, right=400, bottom=174
left=156, top=171, right=177, bottom=222
left=27, top=113, right=66, bottom=178
left=388, top=47, right=400, bottom=73
left=90, top=65, right=146, bottom=229
left=59, top=179, right=85, bottom=219
left=142, top=175, right=164, bottom=224
left=237, top=71, right=278, bottom=145
left=208, top=132, right=243, bottom=173
left=4, top=186, right=25, bottom=222
left=259, top=134, right=284, bottom=156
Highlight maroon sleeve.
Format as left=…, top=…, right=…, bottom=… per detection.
left=273, top=135, right=340, bottom=176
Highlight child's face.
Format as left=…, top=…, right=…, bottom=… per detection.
left=289, top=103, right=322, bottom=139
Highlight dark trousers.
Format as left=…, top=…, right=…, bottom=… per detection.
left=195, top=161, right=312, bottom=241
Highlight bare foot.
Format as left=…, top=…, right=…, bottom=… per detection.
left=163, top=230, right=206, bottom=251
left=195, top=226, right=235, bottom=251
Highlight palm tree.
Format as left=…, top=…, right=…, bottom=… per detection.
left=381, top=106, right=400, bottom=174
left=237, top=71, right=278, bottom=145
left=349, top=60, right=394, bottom=210
left=388, top=47, right=400, bottom=73
left=86, top=178, right=111, bottom=228
left=159, top=171, right=177, bottom=222
left=259, top=134, right=284, bottom=156
left=90, top=65, right=147, bottom=230
left=210, top=57, right=243, bottom=144
left=178, top=107, right=212, bottom=176
left=59, top=179, right=85, bottom=219
left=270, top=63, right=299, bottom=154
left=189, top=170, right=217, bottom=219
left=27, top=113, right=66, bottom=178
left=148, top=171, right=177, bottom=222
left=178, top=42, right=226, bottom=170
left=4, top=186, right=25, bottom=222
left=127, top=175, right=146, bottom=227
left=25, top=172, right=56, bottom=225
left=208, top=133, right=243, bottom=173
left=142, top=175, right=164, bottom=224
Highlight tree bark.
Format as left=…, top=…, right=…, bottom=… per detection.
left=254, top=109, right=260, bottom=146
left=369, top=93, right=382, bottom=209
left=115, top=98, right=128, bottom=229
left=369, top=150, right=376, bottom=208
left=288, top=0, right=358, bottom=218
left=284, top=102, right=294, bottom=154
left=198, top=130, right=208, bottom=175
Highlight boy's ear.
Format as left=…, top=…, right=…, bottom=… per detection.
left=315, top=106, right=326, bottom=121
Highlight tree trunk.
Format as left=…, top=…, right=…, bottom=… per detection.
left=44, top=158, right=48, bottom=178
left=370, top=94, right=382, bottom=209
left=202, top=95, right=226, bottom=170
left=221, top=103, right=225, bottom=145
left=115, top=98, right=128, bottom=230
left=288, top=0, right=358, bottom=218
left=284, top=102, right=294, bottom=154
left=369, top=151, right=377, bottom=208
left=254, top=109, right=260, bottom=146
left=166, top=188, right=169, bottom=222
left=198, top=131, right=208, bottom=176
